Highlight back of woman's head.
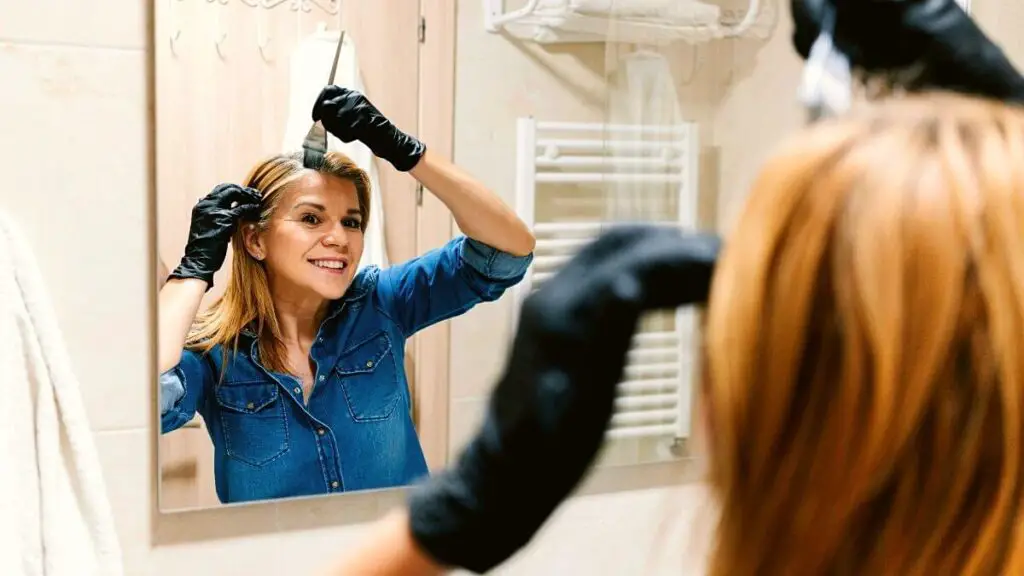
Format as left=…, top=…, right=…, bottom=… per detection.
left=704, top=93, right=1024, bottom=575
left=187, top=150, right=370, bottom=373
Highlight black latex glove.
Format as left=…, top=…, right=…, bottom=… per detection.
left=791, top=0, right=1024, bottom=104
left=311, top=86, right=426, bottom=172
left=167, top=184, right=263, bottom=290
left=407, top=225, right=721, bottom=574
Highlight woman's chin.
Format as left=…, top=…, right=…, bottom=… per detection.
left=312, top=277, right=353, bottom=301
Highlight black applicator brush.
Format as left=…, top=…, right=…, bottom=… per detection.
left=301, top=29, right=345, bottom=170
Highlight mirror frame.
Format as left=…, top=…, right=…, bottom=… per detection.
left=146, top=0, right=695, bottom=543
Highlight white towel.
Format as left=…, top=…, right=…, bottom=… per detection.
left=0, top=211, right=123, bottom=576
left=282, top=28, right=390, bottom=272
left=538, top=0, right=721, bottom=24
left=605, top=51, right=687, bottom=222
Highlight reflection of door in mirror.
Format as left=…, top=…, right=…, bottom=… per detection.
left=154, top=0, right=426, bottom=512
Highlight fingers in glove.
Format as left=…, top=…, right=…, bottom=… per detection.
left=229, top=202, right=264, bottom=223
left=204, top=184, right=262, bottom=209
left=543, top=225, right=718, bottom=314
left=629, top=233, right=721, bottom=308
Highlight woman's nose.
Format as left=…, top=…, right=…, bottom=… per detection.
left=322, top=224, right=350, bottom=248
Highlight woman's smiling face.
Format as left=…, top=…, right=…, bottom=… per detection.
left=245, top=170, right=365, bottom=301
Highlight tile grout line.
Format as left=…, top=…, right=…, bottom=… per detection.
left=94, top=426, right=149, bottom=436
left=0, top=36, right=144, bottom=53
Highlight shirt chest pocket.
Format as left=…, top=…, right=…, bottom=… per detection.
left=334, top=331, right=402, bottom=422
left=215, top=382, right=290, bottom=467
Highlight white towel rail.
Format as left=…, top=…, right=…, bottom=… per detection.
left=512, top=117, right=701, bottom=442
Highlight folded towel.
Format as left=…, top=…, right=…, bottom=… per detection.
left=538, top=0, right=721, bottom=24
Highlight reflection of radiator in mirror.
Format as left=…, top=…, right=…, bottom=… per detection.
left=511, top=117, right=700, bottom=442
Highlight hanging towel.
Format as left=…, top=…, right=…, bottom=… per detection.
left=0, top=210, right=123, bottom=576
left=282, top=27, right=389, bottom=272
left=604, top=51, right=687, bottom=223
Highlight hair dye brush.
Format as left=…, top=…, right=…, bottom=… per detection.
left=302, top=30, right=345, bottom=169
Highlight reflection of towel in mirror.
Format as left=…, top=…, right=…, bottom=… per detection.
left=282, top=29, right=389, bottom=272
left=604, top=51, right=686, bottom=222
left=0, top=210, right=123, bottom=576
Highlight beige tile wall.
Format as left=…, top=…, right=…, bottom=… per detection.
left=4, top=0, right=1019, bottom=574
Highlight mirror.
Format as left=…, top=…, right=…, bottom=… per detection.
left=154, top=0, right=467, bottom=512
left=153, top=0, right=793, bottom=513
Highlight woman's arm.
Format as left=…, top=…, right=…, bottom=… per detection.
left=311, top=87, right=535, bottom=256
left=155, top=255, right=199, bottom=374
left=157, top=278, right=207, bottom=374
left=409, top=150, right=536, bottom=257
left=158, top=183, right=263, bottom=373
left=325, top=509, right=447, bottom=576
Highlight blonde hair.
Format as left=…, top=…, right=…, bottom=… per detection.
left=186, top=150, right=371, bottom=375
left=704, top=93, right=1024, bottom=575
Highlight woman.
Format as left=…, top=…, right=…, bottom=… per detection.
left=157, top=86, right=535, bottom=505
left=328, top=92, right=1024, bottom=574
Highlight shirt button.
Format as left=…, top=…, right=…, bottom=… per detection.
left=246, top=402, right=254, bottom=410
left=331, top=481, right=339, bottom=489
left=318, top=337, right=323, bottom=343
left=318, top=374, right=325, bottom=382
left=365, top=360, right=373, bottom=368
left=293, top=386, right=301, bottom=394
left=317, top=428, right=325, bottom=436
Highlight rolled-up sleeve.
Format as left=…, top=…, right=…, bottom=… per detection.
left=461, top=237, right=533, bottom=282
left=159, top=369, right=185, bottom=415
left=377, top=235, right=533, bottom=337
left=160, top=349, right=212, bottom=434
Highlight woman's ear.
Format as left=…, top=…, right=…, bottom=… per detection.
left=242, top=223, right=266, bottom=261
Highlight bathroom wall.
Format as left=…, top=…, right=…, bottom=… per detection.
left=3, top=0, right=1021, bottom=574
left=0, top=0, right=703, bottom=574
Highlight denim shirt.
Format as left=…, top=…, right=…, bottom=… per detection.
left=159, top=236, right=532, bottom=504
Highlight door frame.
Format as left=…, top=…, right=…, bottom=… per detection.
left=412, top=0, right=456, bottom=472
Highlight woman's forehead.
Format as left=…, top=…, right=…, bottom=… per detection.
left=280, top=171, right=359, bottom=209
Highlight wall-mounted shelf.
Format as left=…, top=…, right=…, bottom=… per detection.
left=483, top=0, right=773, bottom=44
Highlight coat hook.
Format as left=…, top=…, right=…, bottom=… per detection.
left=257, top=24, right=272, bottom=62
left=167, top=0, right=184, bottom=57
left=170, top=29, right=181, bottom=56
left=215, top=32, right=227, bottom=59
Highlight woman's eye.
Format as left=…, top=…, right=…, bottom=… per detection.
left=301, top=213, right=321, bottom=225
left=343, top=218, right=362, bottom=229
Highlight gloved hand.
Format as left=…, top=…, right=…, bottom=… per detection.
left=407, top=225, right=721, bottom=574
left=791, top=0, right=1024, bottom=104
left=168, top=183, right=263, bottom=290
left=312, top=86, right=426, bottom=172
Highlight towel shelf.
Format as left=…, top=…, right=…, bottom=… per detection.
left=483, top=0, right=774, bottom=44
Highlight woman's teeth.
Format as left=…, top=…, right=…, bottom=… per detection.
left=311, top=259, right=346, bottom=270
